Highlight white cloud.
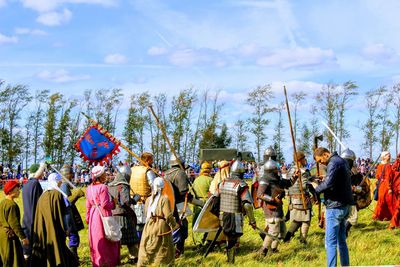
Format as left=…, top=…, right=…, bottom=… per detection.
left=361, top=43, right=398, bottom=63
left=20, top=0, right=117, bottom=12
left=148, top=46, right=168, bottom=56
left=37, top=69, right=91, bottom=83
left=36, top=8, right=72, bottom=26
left=0, top=0, right=6, bottom=7
left=15, top=27, right=47, bottom=36
left=104, top=53, right=128, bottom=64
left=257, top=47, right=336, bottom=69
left=0, top=33, right=18, bottom=44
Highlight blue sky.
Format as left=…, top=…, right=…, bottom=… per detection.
left=1, top=0, right=400, bottom=160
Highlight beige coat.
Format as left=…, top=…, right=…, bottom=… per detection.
left=138, top=195, right=177, bottom=267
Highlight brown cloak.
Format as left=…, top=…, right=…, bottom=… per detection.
left=0, top=199, right=26, bottom=267
left=31, top=190, right=78, bottom=267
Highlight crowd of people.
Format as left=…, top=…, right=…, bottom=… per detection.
left=0, top=147, right=400, bottom=267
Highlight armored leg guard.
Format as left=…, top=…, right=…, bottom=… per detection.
left=300, top=222, right=310, bottom=244
left=226, top=247, right=236, bottom=263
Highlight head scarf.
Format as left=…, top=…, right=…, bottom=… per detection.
left=92, top=165, right=105, bottom=181
left=46, top=173, right=68, bottom=199
left=108, top=172, right=129, bottom=187
left=381, top=151, right=390, bottom=164
left=200, top=161, right=212, bottom=176
left=146, top=177, right=164, bottom=222
left=4, top=180, right=20, bottom=195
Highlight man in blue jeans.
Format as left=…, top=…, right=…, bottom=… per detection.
left=314, top=147, right=354, bottom=267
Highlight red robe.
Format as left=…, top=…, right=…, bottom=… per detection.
left=389, top=159, right=400, bottom=228
left=373, top=163, right=396, bottom=221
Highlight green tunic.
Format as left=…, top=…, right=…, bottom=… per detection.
left=192, top=174, right=212, bottom=224
left=0, top=199, right=26, bottom=267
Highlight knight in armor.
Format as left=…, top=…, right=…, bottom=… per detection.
left=215, top=158, right=257, bottom=263
left=257, top=159, right=299, bottom=257
left=164, top=153, right=204, bottom=258
left=257, top=146, right=278, bottom=180
left=130, top=152, right=158, bottom=240
left=283, top=151, right=317, bottom=244
left=341, top=148, right=365, bottom=236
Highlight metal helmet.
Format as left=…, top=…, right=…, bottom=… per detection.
left=264, top=159, right=278, bottom=172
left=119, top=165, right=131, bottom=176
left=230, top=159, right=245, bottom=175
left=341, top=148, right=356, bottom=161
left=170, top=153, right=184, bottom=167
left=60, top=164, right=73, bottom=180
left=264, top=146, right=277, bottom=161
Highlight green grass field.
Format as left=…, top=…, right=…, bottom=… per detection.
left=2, top=182, right=400, bottom=266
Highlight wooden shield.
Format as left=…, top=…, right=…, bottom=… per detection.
left=162, top=178, right=175, bottom=209
left=251, top=180, right=261, bottom=209
left=193, top=195, right=220, bottom=233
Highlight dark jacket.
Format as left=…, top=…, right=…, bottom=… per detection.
left=315, top=152, right=354, bottom=208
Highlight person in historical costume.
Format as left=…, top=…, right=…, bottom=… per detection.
left=164, top=153, right=204, bottom=258
left=86, top=165, right=120, bottom=267
left=0, top=181, right=29, bottom=267
left=258, top=146, right=278, bottom=180
left=192, top=161, right=213, bottom=224
left=213, top=158, right=257, bottom=263
left=340, top=149, right=368, bottom=235
left=388, top=154, right=400, bottom=229
left=59, top=164, right=85, bottom=261
left=130, top=152, right=157, bottom=240
left=30, top=172, right=79, bottom=267
left=257, top=159, right=298, bottom=257
left=372, top=151, right=396, bottom=222
left=21, top=163, right=46, bottom=260
left=137, top=177, right=178, bottom=267
left=108, top=169, right=140, bottom=263
left=284, top=151, right=317, bottom=244
left=209, top=160, right=230, bottom=195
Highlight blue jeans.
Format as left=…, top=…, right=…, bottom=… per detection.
left=325, top=205, right=350, bottom=267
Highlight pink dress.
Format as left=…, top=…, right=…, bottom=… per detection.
left=86, top=183, right=120, bottom=267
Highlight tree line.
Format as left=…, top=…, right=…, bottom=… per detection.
left=0, top=79, right=399, bottom=171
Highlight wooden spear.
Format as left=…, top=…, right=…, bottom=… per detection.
left=284, top=86, right=307, bottom=209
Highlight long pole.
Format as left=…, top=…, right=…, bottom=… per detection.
left=284, top=86, right=307, bottom=209
left=147, top=106, right=185, bottom=171
left=50, top=165, right=77, bottom=189
left=80, top=112, right=159, bottom=175
left=313, top=135, right=324, bottom=228
left=321, top=121, right=347, bottom=151
left=147, top=106, right=202, bottom=198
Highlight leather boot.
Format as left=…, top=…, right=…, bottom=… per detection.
left=283, top=231, right=293, bottom=242
left=69, top=246, right=79, bottom=261
left=256, top=247, right=268, bottom=259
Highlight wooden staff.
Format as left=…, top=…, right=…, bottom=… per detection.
left=147, top=105, right=202, bottom=199
left=284, top=86, right=307, bottom=209
left=147, top=106, right=185, bottom=171
left=80, top=112, right=159, bottom=175
left=313, top=134, right=324, bottom=228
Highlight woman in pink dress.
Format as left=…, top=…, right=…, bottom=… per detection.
left=86, top=165, right=120, bottom=267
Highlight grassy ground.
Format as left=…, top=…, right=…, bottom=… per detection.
left=2, top=181, right=400, bottom=266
